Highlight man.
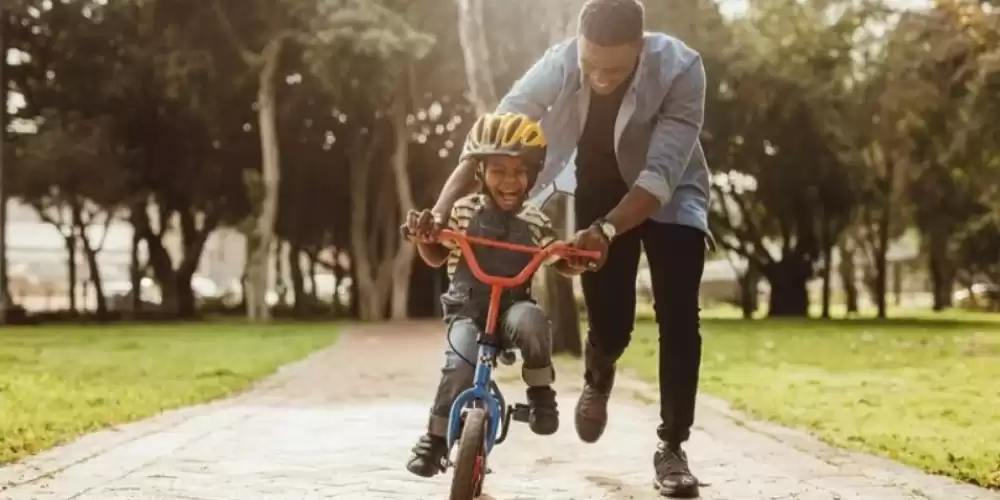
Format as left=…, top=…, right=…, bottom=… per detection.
left=425, top=0, right=711, bottom=497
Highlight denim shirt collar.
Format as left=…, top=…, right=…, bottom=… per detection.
left=573, top=34, right=651, bottom=158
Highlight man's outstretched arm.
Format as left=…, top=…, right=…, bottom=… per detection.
left=430, top=158, right=479, bottom=219
left=430, top=46, right=567, bottom=219
left=603, top=55, right=706, bottom=234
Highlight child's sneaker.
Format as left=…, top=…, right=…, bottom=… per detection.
left=405, top=434, right=448, bottom=477
left=526, top=386, right=559, bottom=435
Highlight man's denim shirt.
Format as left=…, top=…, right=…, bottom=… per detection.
left=495, top=33, right=712, bottom=238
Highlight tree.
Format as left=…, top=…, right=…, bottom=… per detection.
left=706, top=0, right=880, bottom=317
left=304, top=0, right=433, bottom=320
left=210, top=0, right=304, bottom=321
left=891, top=1, right=1000, bottom=311
left=11, top=113, right=125, bottom=318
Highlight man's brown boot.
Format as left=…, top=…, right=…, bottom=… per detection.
left=574, top=343, right=617, bottom=443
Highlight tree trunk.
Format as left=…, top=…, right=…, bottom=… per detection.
left=928, top=227, right=954, bottom=311
left=455, top=0, right=498, bottom=114
left=874, top=215, right=890, bottom=319
left=65, top=234, right=77, bottom=313
left=347, top=254, right=359, bottom=319
left=839, top=240, right=858, bottom=314
left=149, top=253, right=178, bottom=313
left=275, top=239, right=287, bottom=307
left=72, top=204, right=110, bottom=319
left=765, top=258, right=810, bottom=317
left=0, top=9, right=7, bottom=323
left=245, top=39, right=284, bottom=322
left=77, top=228, right=108, bottom=320
left=175, top=273, right=196, bottom=318
left=290, top=243, right=306, bottom=315
left=307, top=250, right=318, bottom=302
left=133, top=204, right=212, bottom=319
left=739, top=262, right=760, bottom=320
left=244, top=232, right=264, bottom=318
left=130, top=225, right=142, bottom=312
left=892, top=261, right=903, bottom=307
left=872, top=158, right=899, bottom=320
left=347, top=112, right=396, bottom=321
left=820, top=240, right=834, bottom=319
left=332, top=249, right=347, bottom=316
left=390, top=74, right=417, bottom=320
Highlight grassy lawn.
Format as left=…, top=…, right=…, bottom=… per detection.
left=0, top=322, right=337, bottom=465
left=619, top=315, right=1000, bottom=488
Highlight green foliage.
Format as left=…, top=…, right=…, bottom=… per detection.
left=2, top=0, right=999, bottom=322
left=304, top=0, right=434, bottom=101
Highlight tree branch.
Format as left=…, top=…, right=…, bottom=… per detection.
left=94, top=212, right=113, bottom=253
left=211, top=0, right=263, bottom=66
left=712, top=184, right=772, bottom=269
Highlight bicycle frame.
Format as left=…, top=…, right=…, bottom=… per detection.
left=434, top=229, right=600, bottom=455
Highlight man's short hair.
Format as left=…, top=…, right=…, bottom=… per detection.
left=578, top=0, right=645, bottom=46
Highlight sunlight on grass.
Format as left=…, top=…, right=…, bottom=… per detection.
left=0, top=323, right=337, bottom=465
left=619, top=316, right=1000, bottom=488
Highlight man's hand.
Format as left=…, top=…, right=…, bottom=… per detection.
left=568, top=225, right=609, bottom=271
left=405, top=209, right=445, bottom=244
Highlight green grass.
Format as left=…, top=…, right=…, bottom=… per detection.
left=0, top=322, right=337, bottom=465
left=619, top=316, right=1000, bottom=488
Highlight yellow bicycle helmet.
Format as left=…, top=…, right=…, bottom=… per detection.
left=462, top=112, right=548, bottom=174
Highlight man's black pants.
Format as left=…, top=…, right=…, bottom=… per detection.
left=575, top=193, right=706, bottom=445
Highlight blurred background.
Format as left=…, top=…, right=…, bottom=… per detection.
left=0, top=0, right=999, bottom=488
left=0, top=0, right=996, bottom=330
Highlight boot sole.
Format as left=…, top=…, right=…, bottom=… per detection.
left=653, top=481, right=700, bottom=498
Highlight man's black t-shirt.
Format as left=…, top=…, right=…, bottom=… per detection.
left=575, top=72, right=635, bottom=203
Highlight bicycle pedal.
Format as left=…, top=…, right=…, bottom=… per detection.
left=510, top=403, right=531, bottom=423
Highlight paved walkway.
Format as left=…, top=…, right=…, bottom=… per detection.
left=1, top=322, right=998, bottom=500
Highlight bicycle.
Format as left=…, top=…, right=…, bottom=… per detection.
left=401, top=226, right=600, bottom=500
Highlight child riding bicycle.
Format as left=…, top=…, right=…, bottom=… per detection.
left=403, top=112, right=588, bottom=478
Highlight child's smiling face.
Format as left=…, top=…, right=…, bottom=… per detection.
left=483, top=156, right=531, bottom=211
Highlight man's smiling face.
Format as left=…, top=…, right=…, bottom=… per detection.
left=579, top=36, right=641, bottom=95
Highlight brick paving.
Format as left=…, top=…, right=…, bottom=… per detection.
left=1, top=321, right=998, bottom=500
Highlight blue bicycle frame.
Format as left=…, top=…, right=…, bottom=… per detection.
left=445, top=342, right=504, bottom=454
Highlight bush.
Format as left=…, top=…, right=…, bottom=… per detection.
left=955, top=284, right=1000, bottom=312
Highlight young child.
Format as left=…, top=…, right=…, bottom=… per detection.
left=403, top=112, right=586, bottom=478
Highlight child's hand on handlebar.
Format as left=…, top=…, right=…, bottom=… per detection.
left=405, top=209, right=445, bottom=244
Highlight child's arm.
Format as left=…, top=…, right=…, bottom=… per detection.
left=414, top=199, right=471, bottom=267
left=416, top=241, right=449, bottom=268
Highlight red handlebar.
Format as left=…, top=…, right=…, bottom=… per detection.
left=402, top=225, right=601, bottom=337
left=403, top=227, right=601, bottom=288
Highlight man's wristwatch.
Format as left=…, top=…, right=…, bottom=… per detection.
left=592, top=218, right=617, bottom=243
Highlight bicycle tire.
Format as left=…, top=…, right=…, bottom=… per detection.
left=449, top=408, right=488, bottom=500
